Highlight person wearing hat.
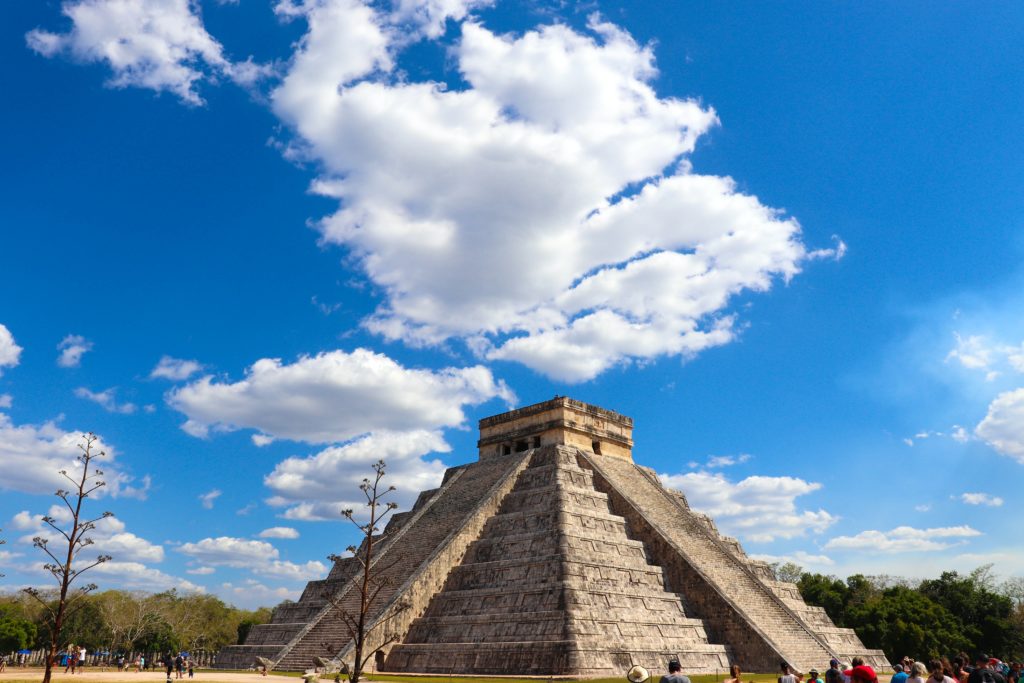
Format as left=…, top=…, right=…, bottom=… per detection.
left=826, top=659, right=845, bottom=683
left=808, top=669, right=823, bottom=683
left=660, top=660, right=691, bottom=683
left=893, top=664, right=909, bottom=683
left=849, top=666, right=878, bottom=683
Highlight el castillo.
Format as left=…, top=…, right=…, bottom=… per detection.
left=218, top=397, right=887, bottom=677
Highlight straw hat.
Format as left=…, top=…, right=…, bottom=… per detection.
left=627, top=665, right=651, bottom=683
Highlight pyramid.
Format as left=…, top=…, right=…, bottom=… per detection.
left=217, top=398, right=887, bottom=676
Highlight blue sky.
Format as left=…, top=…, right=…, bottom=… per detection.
left=1, top=0, right=1023, bottom=608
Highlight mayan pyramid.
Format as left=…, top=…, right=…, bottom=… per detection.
left=217, top=397, right=887, bottom=676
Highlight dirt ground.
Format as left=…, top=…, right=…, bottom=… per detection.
left=0, top=671, right=276, bottom=683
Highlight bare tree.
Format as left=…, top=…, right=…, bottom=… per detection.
left=325, top=460, right=407, bottom=683
left=24, top=433, right=113, bottom=683
left=1, top=529, right=6, bottom=578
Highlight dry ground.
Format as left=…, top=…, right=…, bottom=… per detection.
left=0, top=671, right=893, bottom=683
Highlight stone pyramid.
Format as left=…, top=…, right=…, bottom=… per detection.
left=217, top=398, right=886, bottom=676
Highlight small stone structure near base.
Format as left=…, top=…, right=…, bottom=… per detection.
left=217, top=397, right=887, bottom=676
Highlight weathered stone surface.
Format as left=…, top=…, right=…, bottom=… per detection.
left=219, top=398, right=887, bottom=675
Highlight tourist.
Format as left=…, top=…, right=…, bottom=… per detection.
left=827, top=659, right=845, bottom=683
left=660, top=660, right=691, bottom=683
left=808, top=669, right=823, bottom=683
left=780, top=662, right=798, bottom=683
left=954, top=659, right=971, bottom=683
left=968, top=655, right=1006, bottom=683
left=930, top=660, right=956, bottom=683
left=188, top=659, right=195, bottom=679
left=850, top=666, right=878, bottom=683
left=725, top=664, right=742, bottom=683
left=175, top=653, right=185, bottom=679
left=163, top=651, right=175, bottom=680
left=894, top=664, right=910, bottom=683
left=908, top=662, right=930, bottom=683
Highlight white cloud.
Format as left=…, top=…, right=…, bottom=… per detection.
left=12, top=506, right=165, bottom=565
left=270, top=9, right=831, bottom=382
left=74, top=386, right=138, bottom=414
left=751, top=550, right=835, bottom=568
left=91, top=561, right=203, bottom=593
left=706, top=453, right=751, bottom=468
left=0, top=324, right=23, bottom=376
left=198, top=489, right=221, bottom=509
left=388, top=0, right=493, bottom=39
left=150, top=355, right=203, bottom=381
left=56, top=334, right=93, bottom=368
left=26, top=0, right=266, bottom=105
left=947, top=332, right=1024, bottom=378
left=0, top=414, right=149, bottom=498
left=660, top=470, right=836, bottom=543
left=975, top=388, right=1024, bottom=464
left=186, top=566, right=215, bottom=575
left=177, top=536, right=327, bottom=581
left=824, top=525, right=982, bottom=553
left=0, top=394, right=12, bottom=409
left=960, top=492, right=1004, bottom=507
left=167, top=348, right=513, bottom=443
left=915, top=503, right=932, bottom=512
left=219, top=579, right=299, bottom=608
left=258, top=527, right=299, bottom=539
left=264, top=430, right=448, bottom=520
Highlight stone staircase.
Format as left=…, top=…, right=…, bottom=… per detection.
left=275, top=452, right=531, bottom=671
left=581, top=452, right=841, bottom=674
left=385, top=445, right=730, bottom=677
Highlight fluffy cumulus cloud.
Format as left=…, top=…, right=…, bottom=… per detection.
left=167, top=348, right=512, bottom=442
left=0, top=414, right=149, bottom=498
left=150, top=355, right=203, bottom=381
left=74, top=386, right=138, bottom=414
left=270, top=7, right=833, bottom=382
left=0, top=324, right=23, bottom=376
left=56, top=334, right=93, bottom=368
left=975, top=388, right=1024, bottom=464
left=660, top=470, right=836, bottom=543
left=265, top=430, right=449, bottom=520
left=12, top=506, right=166, bottom=564
left=8, top=506, right=192, bottom=592
left=25, top=0, right=266, bottom=105
left=177, top=536, right=326, bottom=581
left=824, top=525, right=982, bottom=553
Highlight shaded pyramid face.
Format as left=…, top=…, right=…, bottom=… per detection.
left=385, top=446, right=729, bottom=676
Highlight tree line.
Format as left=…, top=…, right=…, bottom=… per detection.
left=0, top=588, right=272, bottom=662
left=775, top=563, right=1024, bottom=662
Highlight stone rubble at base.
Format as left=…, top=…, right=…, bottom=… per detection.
left=216, top=397, right=888, bottom=676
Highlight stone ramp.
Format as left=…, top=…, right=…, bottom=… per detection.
left=581, top=452, right=838, bottom=674
left=271, top=452, right=532, bottom=671
left=386, top=446, right=729, bottom=677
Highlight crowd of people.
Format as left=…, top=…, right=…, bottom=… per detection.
left=647, top=653, right=1023, bottom=683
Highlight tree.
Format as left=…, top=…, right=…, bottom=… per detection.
left=0, top=602, right=38, bottom=653
left=23, top=433, right=113, bottom=683
left=845, top=586, right=969, bottom=661
left=771, top=562, right=805, bottom=584
left=325, top=460, right=407, bottom=683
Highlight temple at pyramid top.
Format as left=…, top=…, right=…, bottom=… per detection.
left=478, top=396, right=634, bottom=460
